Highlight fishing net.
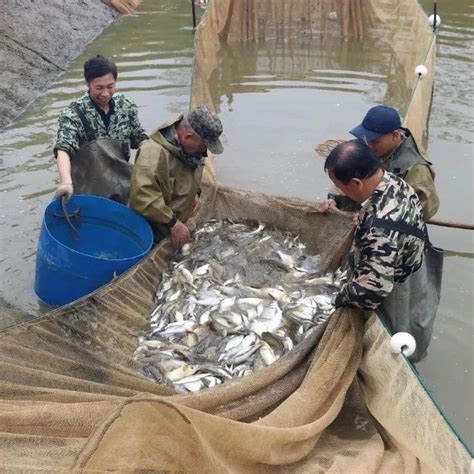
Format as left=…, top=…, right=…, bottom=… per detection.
left=102, top=0, right=142, bottom=14
left=312, top=0, right=437, bottom=158
left=0, top=0, right=470, bottom=472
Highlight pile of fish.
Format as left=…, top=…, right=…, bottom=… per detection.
left=134, top=219, right=345, bottom=393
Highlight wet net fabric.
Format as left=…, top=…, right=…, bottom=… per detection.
left=0, top=0, right=470, bottom=472
left=102, top=0, right=142, bottom=14
left=365, top=0, right=437, bottom=150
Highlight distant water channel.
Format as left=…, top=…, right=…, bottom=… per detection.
left=0, top=0, right=472, bottom=447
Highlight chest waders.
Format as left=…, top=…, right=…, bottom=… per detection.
left=384, top=133, right=432, bottom=175
left=70, top=105, right=132, bottom=204
left=361, top=217, right=444, bottom=363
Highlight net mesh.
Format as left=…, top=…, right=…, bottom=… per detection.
left=102, top=0, right=142, bottom=14
left=0, top=0, right=470, bottom=471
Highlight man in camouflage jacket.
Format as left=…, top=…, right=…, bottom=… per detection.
left=54, top=55, right=147, bottom=203
left=324, top=140, right=426, bottom=311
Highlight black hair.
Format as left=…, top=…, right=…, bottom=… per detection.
left=83, top=55, right=118, bottom=82
left=324, top=139, right=381, bottom=184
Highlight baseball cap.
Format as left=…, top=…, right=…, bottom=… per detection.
left=349, top=105, right=402, bottom=142
left=187, top=106, right=224, bottom=154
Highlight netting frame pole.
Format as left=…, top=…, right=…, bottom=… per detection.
left=433, top=1, right=438, bottom=31
left=191, top=0, right=197, bottom=31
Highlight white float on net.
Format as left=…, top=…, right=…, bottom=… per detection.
left=415, top=64, right=428, bottom=78
left=389, top=332, right=417, bottom=357
left=429, top=14, right=441, bottom=28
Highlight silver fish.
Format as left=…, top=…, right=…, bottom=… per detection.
left=136, top=218, right=341, bottom=393
left=259, top=341, right=277, bottom=366
left=165, top=364, right=199, bottom=382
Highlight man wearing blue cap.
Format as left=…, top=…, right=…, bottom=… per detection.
left=322, top=105, right=439, bottom=220
left=352, top=105, right=439, bottom=219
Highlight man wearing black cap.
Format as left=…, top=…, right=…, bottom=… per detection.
left=321, top=105, right=439, bottom=220
left=130, top=106, right=224, bottom=249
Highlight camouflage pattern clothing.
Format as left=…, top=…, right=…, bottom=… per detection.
left=54, top=93, right=147, bottom=156
left=337, top=172, right=426, bottom=310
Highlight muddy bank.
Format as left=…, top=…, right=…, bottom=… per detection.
left=0, top=0, right=121, bottom=129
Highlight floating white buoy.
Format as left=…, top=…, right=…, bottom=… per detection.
left=328, top=11, right=338, bottom=21
left=415, top=64, right=428, bottom=78
left=428, top=14, right=441, bottom=28
left=389, top=332, right=417, bottom=357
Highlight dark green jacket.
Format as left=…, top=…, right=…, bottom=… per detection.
left=382, top=131, right=439, bottom=220
left=130, top=115, right=203, bottom=241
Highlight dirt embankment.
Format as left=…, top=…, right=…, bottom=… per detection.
left=0, top=0, right=123, bottom=129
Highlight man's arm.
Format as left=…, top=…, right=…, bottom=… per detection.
left=54, top=109, right=82, bottom=158
left=54, top=150, right=74, bottom=199
left=404, top=164, right=439, bottom=220
left=53, top=110, right=82, bottom=200
left=56, top=150, right=72, bottom=184
left=336, top=228, right=397, bottom=310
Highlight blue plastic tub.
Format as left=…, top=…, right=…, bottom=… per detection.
left=34, top=195, right=153, bottom=306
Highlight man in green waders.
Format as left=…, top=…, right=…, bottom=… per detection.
left=322, top=139, right=442, bottom=363
left=54, top=55, right=148, bottom=204
left=130, top=106, right=224, bottom=250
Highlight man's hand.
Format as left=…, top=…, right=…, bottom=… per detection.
left=319, top=199, right=336, bottom=214
left=319, top=198, right=359, bottom=225
left=191, top=194, right=201, bottom=217
left=55, top=183, right=74, bottom=202
left=169, top=220, right=191, bottom=249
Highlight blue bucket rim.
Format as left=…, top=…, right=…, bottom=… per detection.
left=43, top=195, right=153, bottom=263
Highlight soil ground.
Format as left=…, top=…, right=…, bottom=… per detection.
left=0, top=0, right=119, bottom=129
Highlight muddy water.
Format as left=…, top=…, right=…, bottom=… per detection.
left=211, top=38, right=410, bottom=201
left=0, top=0, right=472, bottom=447
left=0, top=1, right=199, bottom=320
